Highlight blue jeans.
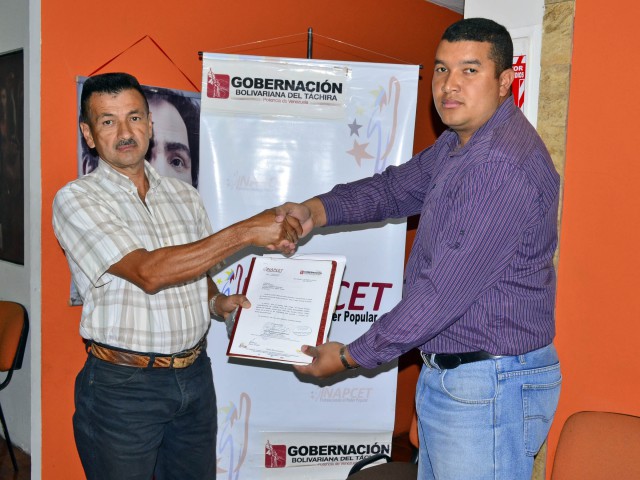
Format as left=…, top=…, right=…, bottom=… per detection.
left=73, top=351, right=217, bottom=480
left=416, top=344, right=561, bottom=480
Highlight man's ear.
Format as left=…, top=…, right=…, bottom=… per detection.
left=499, top=68, right=515, bottom=98
left=80, top=122, right=95, bottom=148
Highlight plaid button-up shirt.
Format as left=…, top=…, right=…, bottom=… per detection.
left=53, top=159, right=214, bottom=354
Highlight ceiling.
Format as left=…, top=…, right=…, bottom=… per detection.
left=427, top=0, right=464, bottom=14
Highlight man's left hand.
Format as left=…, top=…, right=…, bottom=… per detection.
left=294, top=341, right=351, bottom=379
left=217, top=294, right=250, bottom=319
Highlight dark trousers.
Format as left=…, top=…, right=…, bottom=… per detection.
left=73, top=351, right=217, bottom=480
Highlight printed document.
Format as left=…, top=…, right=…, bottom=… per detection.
left=227, top=254, right=346, bottom=365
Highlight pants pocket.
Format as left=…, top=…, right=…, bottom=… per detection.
left=522, top=369, right=562, bottom=456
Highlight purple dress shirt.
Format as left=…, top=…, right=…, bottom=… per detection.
left=318, top=100, right=560, bottom=369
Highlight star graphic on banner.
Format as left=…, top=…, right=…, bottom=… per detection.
left=347, top=140, right=374, bottom=166
left=348, top=118, right=362, bottom=137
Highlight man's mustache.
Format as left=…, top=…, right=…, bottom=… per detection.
left=116, top=138, right=137, bottom=148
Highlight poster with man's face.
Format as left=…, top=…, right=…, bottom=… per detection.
left=76, top=78, right=201, bottom=187
left=70, top=78, right=201, bottom=304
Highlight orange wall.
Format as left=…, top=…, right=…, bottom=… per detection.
left=40, top=1, right=459, bottom=477
left=549, top=0, right=640, bottom=472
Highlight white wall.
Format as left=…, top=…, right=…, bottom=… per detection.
left=0, top=0, right=41, bottom=466
left=465, top=0, right=544, bottom=127
left=28, top=0, right=42, bottom=472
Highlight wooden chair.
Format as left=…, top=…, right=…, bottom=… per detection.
left=551, top=411, right=640, bottom=479
left=0, top=301, right=29, bottom=472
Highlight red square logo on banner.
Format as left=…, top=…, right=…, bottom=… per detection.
left=207, top=69, right=230, bottom=99
left=265, top=442, right=287, bottom=468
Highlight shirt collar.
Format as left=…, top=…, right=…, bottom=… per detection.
left=445, top=98, right=518, bottom=155
left=94, top=158, right=163, bottom=191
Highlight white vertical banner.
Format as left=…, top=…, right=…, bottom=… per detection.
left=200, top=52, right=419, bottom=480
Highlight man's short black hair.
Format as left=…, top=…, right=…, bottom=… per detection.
left=80, top=72, right=149, bottom=123
left=441, top=18, right=513, bottom=76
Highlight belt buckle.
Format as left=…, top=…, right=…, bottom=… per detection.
left=435, top=354, right=462, bottom=370
left=170, top=346, right=199, bottom=368
left=420, top=351, right=435, bottom=369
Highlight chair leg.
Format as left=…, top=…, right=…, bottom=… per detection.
left=0, top=402, right=18, bottom=471
left=531, top=439, right=547, bottom=479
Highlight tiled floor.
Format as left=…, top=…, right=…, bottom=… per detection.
left=0, top=437, right=30, bottom=480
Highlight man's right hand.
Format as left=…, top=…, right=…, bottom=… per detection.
left=242, top=208, right=302, bottom=255
left=275, top=202, right=313, bottom=237
left=274, top=198, right=327, bottom=239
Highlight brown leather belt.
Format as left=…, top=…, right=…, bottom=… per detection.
left=88, top=340, right=204, bottom=369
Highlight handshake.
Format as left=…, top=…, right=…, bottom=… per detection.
left=242, top=198, right=326, bottom=255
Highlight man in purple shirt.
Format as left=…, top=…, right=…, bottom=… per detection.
left=277, top=18, right=561, bottom=479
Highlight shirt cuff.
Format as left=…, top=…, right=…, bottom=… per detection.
left=316, top=192, right=344, bottom=226
left=347, top=335, right=384, bottom=370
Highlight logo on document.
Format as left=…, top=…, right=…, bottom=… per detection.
left=207, top=68, right=230, bottom=99
left=299, top=270, right=322, bottom=276
left=265, top=441, right=287, bottom=468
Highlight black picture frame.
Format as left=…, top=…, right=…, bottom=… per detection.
left=0, top=49, right=24, bottom=266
